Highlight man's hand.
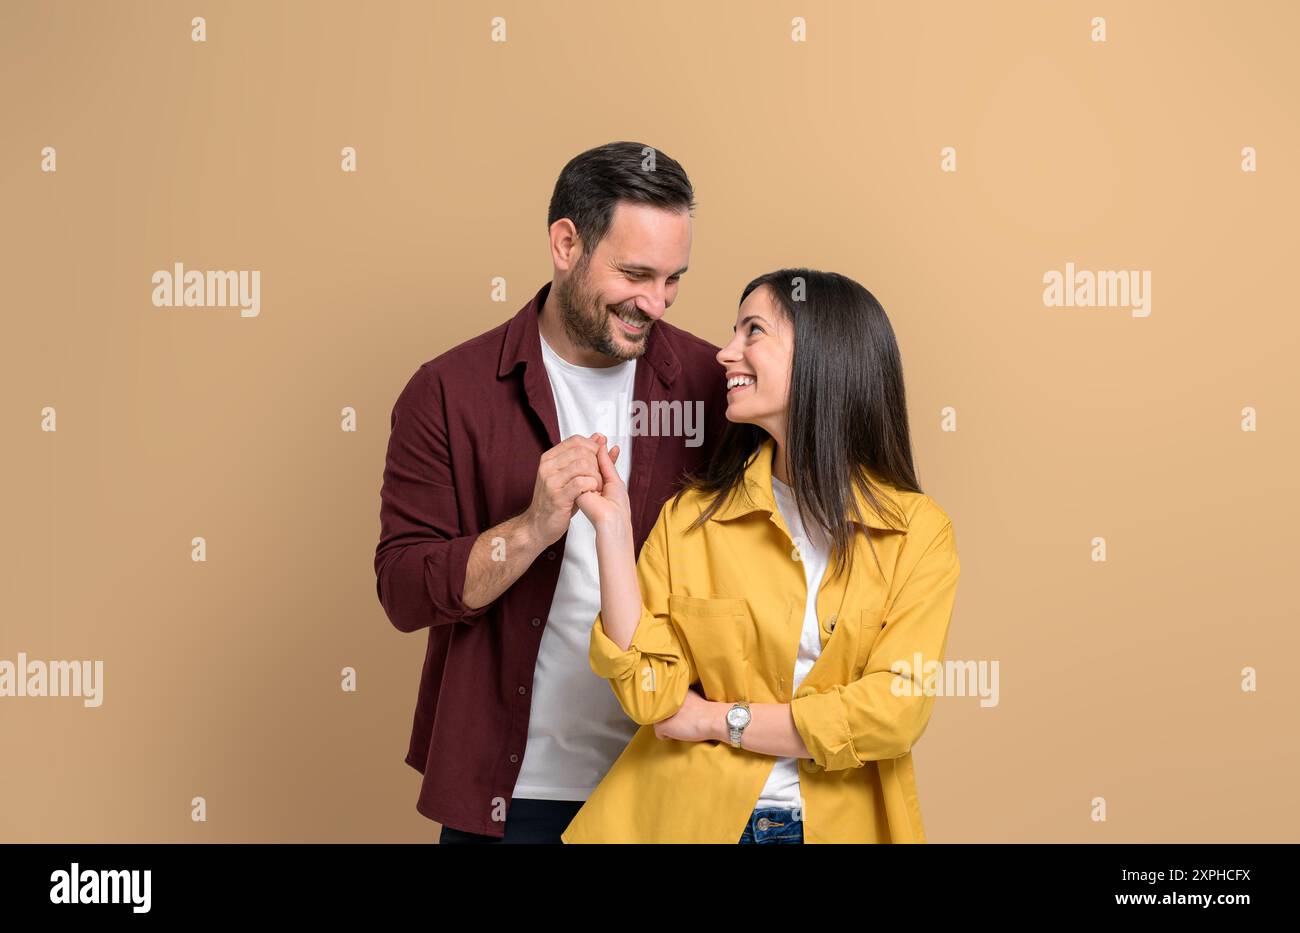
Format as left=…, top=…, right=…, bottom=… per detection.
left=653, top=685, right=726, bottom=743
left=526, top=435, right=605, bottom=546
left=573, top=434, right=627, bottom=530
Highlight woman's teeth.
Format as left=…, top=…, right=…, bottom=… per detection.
left=727, top=375, right=755, bottom=390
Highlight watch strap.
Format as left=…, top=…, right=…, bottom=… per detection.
left=727, top=700, right=751, bottom=747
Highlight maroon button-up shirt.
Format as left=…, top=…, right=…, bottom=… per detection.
left=374, top=281, right=727, bottom=837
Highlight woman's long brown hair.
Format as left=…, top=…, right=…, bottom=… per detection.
left=673, top=268, right=922, bottom=581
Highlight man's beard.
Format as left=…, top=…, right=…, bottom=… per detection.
left=553, top=260, right=653, bottom=362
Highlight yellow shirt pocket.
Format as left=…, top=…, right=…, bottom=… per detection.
left=667, top=594, right=752, bottom=704
left=852, top=606, right=888, bottom=678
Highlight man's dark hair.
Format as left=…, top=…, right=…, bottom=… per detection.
left=547, top=141, right=695, bottom=258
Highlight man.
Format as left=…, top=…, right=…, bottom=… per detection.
left=374, top=141, right=726, bottom=842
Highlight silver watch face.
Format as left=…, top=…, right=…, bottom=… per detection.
left=726, top=706, right=750, bottom=728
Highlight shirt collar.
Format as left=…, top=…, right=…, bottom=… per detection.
left=709, top=437, right=908, bottom=533
left=497, top=281, right=680, bottom=387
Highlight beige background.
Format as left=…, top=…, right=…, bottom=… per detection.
left=1, top=0, right=1296, bottom=842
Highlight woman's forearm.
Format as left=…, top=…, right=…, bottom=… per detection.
left=592, top=515, right=643, bottom=651
left=705, top=700, right=811, bottom=759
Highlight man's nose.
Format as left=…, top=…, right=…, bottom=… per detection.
left=635, top=286, right=668, bottom=320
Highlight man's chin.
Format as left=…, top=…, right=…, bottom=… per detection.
left=602, top=323, right=651, bottom=360
left=607, top=342, right=647, bottom=362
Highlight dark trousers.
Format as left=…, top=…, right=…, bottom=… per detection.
left=437, top=798, right=584, bottom=844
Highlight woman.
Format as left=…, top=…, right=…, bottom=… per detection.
left=560, top=268, right=961, bottom=844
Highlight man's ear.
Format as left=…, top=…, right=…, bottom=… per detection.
left=549, top=218, right=582, bottom=272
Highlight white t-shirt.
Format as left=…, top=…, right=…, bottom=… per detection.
left=513, top=332, right=640, bottom=800
left=755, top=474, right=832, bottom=810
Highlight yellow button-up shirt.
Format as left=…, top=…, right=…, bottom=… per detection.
left=561, top=438, right=961, bottom=844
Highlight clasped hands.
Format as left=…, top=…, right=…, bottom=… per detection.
left=574, top=434, right=629, bottom=529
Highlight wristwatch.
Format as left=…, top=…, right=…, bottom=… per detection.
left=725, top=701, right=751, bottom=747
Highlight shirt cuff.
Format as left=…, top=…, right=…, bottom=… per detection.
left=425, top=534, right=492, bottom=623
left=588, top=608, right=680, bottom=681
left=791, top=687, right=865, bottom=772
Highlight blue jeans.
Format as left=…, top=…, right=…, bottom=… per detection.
left=737, top=806, right=803, bottom=844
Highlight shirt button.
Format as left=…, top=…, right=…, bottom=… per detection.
left=823, top=614, right=837, bottom=634
left=509, top=754, right=519, bottom=763
left=531, top=617, right=541, bottom=627
left=546, top=550, right=557, bottom=560
left=518, top=685, right=527, bottom=695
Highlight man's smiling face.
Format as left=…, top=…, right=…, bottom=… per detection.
left=553, top=201, right=692, bottom=361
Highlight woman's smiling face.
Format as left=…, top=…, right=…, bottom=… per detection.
left=715, top=284, right=793, bottom=435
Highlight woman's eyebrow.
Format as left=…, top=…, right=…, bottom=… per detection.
left=733, top=314, right=769, bottom=331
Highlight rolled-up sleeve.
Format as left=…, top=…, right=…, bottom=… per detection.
left=588, top=507, right=696, bottom=725
left=374, top=364, right=489, bottom=633
left=791, top=520, right=960, bottom=770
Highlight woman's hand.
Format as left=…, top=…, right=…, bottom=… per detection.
left=574, top=433, right=630, bottom=529
left=653, top=685, right=725, bottom=743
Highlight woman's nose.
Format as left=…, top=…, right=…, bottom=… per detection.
left=716, top=335, right=742, bottom=366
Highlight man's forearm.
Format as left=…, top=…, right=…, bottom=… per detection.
left=461, top=511, right=548, bottom=611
